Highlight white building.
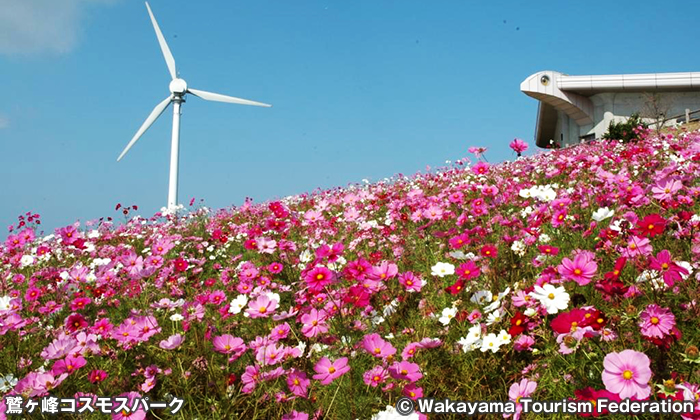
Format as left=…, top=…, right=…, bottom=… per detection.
left=521, top=70, right=700, bottom=148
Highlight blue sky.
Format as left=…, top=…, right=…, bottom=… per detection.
left=2, top=0, right=698, bottom=232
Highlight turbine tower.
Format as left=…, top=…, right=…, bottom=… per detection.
left=118, top=2, right=271, bottom=211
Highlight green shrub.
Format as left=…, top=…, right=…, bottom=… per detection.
left=602, top=113, right=648, bottom=143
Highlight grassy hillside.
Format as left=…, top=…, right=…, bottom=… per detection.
left=2, top=128, right=700, bottom=419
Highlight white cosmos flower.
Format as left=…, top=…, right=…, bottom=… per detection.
left=19, top=255, right=34, bottom=268
left=229, top=295, right=249, bottom=314
left=471, top=290, right=493, bottom=305
left=463, top=324, right=483, bottom=345
left=431, top=262, right=455, bottom=277
left=592, top=207, right=615, bottom=222
left=0, top=296, right=11, bottom=312
left=480, top=333, right=501, bottom=353
left=169, top=314, right=184, bottom=322
left=485, top=309, right=502, bottom=325
left=496, top=329, right=512, bottom=345
left=530, top=284, right=570, bottom=314
left=438, top=307, right=458, bottom=326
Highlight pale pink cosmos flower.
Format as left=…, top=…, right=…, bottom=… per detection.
left=159, top=334, right=184, bottom=350
left=300, top=308, right=329, bottom=338
left=601, top=349, right=652, bottom=399
left=639, top=304, right=675, bottom=339
left=312, top=357, right=350, bottom=385
left=256, top=343, right=286, bottom=366
left=504, top=378, right=538, bottom=420
left=246, top=294, right=278, bottom=318
left=212, top=334, right=247, bottom=361
left=651, top=178, right=682, bottom=201
left=621, top=236, right=653, bottom=258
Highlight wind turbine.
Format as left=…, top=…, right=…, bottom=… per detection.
left=117, top=2, right=271, bottom=211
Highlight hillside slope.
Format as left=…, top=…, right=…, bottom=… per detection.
left=3, top=130, right=700, bottom=419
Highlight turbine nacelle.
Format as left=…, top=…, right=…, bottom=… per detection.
left=169, top=78, right=188, bottom=95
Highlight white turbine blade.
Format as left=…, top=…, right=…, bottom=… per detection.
left=188, top=88, right=272, bottom=107
left=145, top=2, right=177, bottom=80
left=117, top=96, right=172, bottom=161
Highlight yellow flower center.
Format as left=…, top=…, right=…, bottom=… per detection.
left=623, top=370, right=633, bottom=380
left=651, top=317, right=659, bottom=325
left=548, top=293, right=555, bottom=299
left=574, top=269, right=582, bottom=275
left=328, top=367, right=336, bottom=374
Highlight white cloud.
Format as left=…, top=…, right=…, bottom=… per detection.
left=0, top=115, right=8, bottom=129
left=0, top=0, right=117, bottom=56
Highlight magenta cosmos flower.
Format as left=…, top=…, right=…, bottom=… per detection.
left=312, top=357, right=350, bottom=385
left=509, top=138, right=529, bottom=154
left=639, top=304, right=675, bottom=339
left=557, top=253, right=597, bottom=286
left=601, top=350, right=651, bottom=399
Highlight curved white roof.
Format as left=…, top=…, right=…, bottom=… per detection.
left=521, top=70, right=700, bottom=147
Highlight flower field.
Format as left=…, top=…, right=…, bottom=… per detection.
left=3, top=129, right=700, bottom=419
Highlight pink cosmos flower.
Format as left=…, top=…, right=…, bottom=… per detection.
left=282, top=411, right=309, bottom=420
left=246, top=294, right=278, bottom=318
left=52, top=355, right=86, bottom=375
left=369, top=261, right=398, bottom=281
left=639, top=304, right=675, bottom=339
left=362, top=333, right=397, bottom=359
left=403, top=384, right=424, bottom=400
left=88, top=369, right=108, bottom=384
left=456, top=261, right=481, bottom=280
left=286, top=369, right=310, bottom=398
left=651, top=178, right=682, bottom=201
left=601, top=349, right=651, bottom=399
left=159, top=334, right=184, bottom=350
left=304, top=266, right=334, bottom=293
left=557, top=253, right=597, bottom=286
left=621, top=236, right=653, bottom=258
left=270, top=322, right=291, bottom=341
left=212, top=334, right=247, bottom=361
left=472, top=161, right=490, bottom=175
left=111, top=392, right=146, bottom=420
left=509, top=138, right=529, bottom=154
left=312, top=357, right=350, bottom=385
left=65, top=313, right=88, bottom=332
left=363, top=366, right=389, bottom=387
left=398, top=271, right=423, bottom=292
left=388, top=361, right=422, bottom=383
left=649, top=249, right=689, bottom=286
left=41, top=336, right=78, bottom=360
left=300, top=308, right=329, bottom=338
left=505, top=378, right=537, bottom=420
left=513, top=335, right=535, bottom=352
left=256, top=343, right=286, bottom=366
left=241, top=364, right=261, bottom=394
